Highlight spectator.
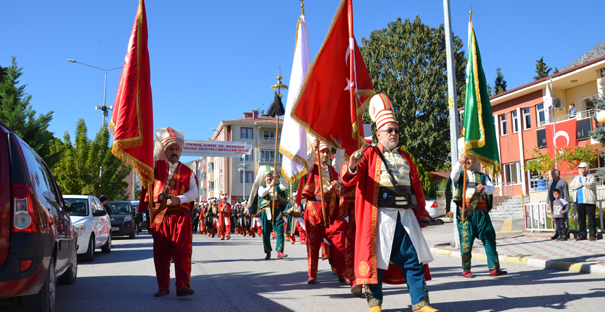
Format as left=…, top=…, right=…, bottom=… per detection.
left=547, top=169, right=569, bottom=240
left=570, top=162, right=597, bottom=241
left=99, top=194, right=112, bottom=216
left=551, top=189, right=570, bottom=241
left=568, top=103, right=577, bottom=118
left=192, top=204, right=201, bottom=233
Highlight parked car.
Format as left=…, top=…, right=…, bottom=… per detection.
left=425, top=197, right=447, bottom=219
left=0, top=120, right=78, bottom=312
left=130, top=200, right=143, bottom=233
left=107, top=201, right=137, bottom=238
left=63, top=195, right=111, bottom=262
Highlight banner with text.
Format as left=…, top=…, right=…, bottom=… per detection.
left=182, top=140, right=252, bottom=158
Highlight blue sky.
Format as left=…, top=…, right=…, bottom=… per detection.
left=2, top=0, right=603, bottom=163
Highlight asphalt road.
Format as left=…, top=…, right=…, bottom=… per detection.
left=10, top=223, right=605, bottom=312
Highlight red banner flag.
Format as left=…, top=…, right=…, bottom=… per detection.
left=545, top=119, right=577, bottom=170
left=110, top=0, right=154, bottom=189
left=291, top=0, right=374, bottom=156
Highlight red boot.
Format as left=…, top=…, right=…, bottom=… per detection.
left=277, top=252, right=288, bottom=259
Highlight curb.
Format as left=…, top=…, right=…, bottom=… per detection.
left=429, top=247, right=605, bottom=276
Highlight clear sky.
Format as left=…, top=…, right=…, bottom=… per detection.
left=2, top=0, right=603, bottom=164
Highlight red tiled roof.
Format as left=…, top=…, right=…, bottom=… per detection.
left=223, top=116, right=283, bottom=123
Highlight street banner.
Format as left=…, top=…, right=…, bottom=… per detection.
left=462, top=18, right=500, bottom=174
left=291, top=0, right=374, bottom=157
left=110, top=0, right=154, bottom=190
left=280, top=13, right=311, bottom=184
left=181, top=140, right=252, bottom=158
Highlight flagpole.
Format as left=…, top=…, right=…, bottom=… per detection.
left=272, top=117, right=279, bottom=226
left=316, top=147, right=328, bottom=228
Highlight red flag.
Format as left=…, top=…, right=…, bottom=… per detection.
left=545, top=119, right=577, bottom=170
left=291, top=0, right=374, bottom=156
left=110, top=0, right=154, bottom=189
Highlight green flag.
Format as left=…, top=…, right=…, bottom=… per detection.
left=463, top=20, right=500, bottom=174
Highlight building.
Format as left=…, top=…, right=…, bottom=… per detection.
left=488, top=40, right=605, bottom=202
left=205, top=109, right=283, bottom=203
left=189, top=157, right=208, bottom=203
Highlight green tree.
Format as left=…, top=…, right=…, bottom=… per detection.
left=0, top=56, right=59, bottom=167
left=494, top=67, right=507, bottom=94
left=360, top=16, right=466, bottom=171
left=553, top=67, right=560, bottom=74
left=589, top=79, right=605, bottom=178
left=533, top=57, right=552, bottom=80
left=51, top=119, right=131, bottom=199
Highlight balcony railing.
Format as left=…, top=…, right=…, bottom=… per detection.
left=537, top=108, right=594, bottom=128
left=529, top=167, right=604, bottom=193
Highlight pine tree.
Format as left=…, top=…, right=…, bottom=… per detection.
left=554, top=67, right=560, bottom=74
left=494, top=67, right=507, bottom=94
left=0, top=56, right=59, bottom=167
left=533, top=57, right=552, bottom=80
left=51, top=119, right=131, bottom=199
left=360, top=16, right=466, bottom=170
left=589, top=79, right=605, bottom=178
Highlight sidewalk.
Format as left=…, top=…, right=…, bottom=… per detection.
left=425, top=220, right=605, bottom=276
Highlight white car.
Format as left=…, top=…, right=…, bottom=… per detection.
left=425, top=197, right=447, bottom=219
left=64, top=195, right=112, bottom=261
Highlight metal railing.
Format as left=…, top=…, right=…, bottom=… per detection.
left=525, top=200, right=605, bottom=233
left=537, top=108, right=594, bottom=128
left=529, top=168, right=605, bottom=192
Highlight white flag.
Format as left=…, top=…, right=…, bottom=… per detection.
left=544, top=80, right=553, bottom=123
left=279, top=15, right=311, bottom=184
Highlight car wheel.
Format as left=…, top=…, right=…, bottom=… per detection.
left=21, top=257, right=55, bottom=312
left=58, top=247, right=77, bottom=285
left=82, top=235, right=95, bottom=262
left=101, top=234, right=112, bottom=253
left=129, top=225, right=136, bottom=239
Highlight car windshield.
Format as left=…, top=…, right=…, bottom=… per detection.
left=65, top=198, right=89, bottom=216
left=109, top=203, right=132, bottom=215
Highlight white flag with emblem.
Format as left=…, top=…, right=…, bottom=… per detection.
left=279, top=14, right=311, bottom=184
left=544, top=80, right=553, bottom=123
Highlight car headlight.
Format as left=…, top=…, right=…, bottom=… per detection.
left=74, top=224, right=85, bottom=236
left=124, top=215, right=132, bottom=222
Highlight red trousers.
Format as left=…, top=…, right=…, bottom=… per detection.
left=218, top=216, right=231, bottom=238
left=305, top=217, right=346, bottom=278
left=153, top=212, right=192, bottom=291
left=287, top=219, right=307, bottom=243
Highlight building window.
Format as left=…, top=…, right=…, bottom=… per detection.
left=503, top=162, right=521, bottom=185
left=263, top=131, right=275, bottom=140
left=244, top=154, right=253, bottom=161
left=522, top=107, right=531, bottom=130
left=241, top=127, right=253, bottom=139
left=209, top=163, right=214, bottom=171
left=201, top=189, right=207, bottom=196
left=536, top=103, right=545, bottom=125
left=209, top=182, right=214, bottom=191
left=499, top=115, right=507, bottom=136
left=241, top=171, right=254, bottom=183
left=259, top=150, right=283, bottom=163
left=201, top=172, right=206, bottom=180
left=512, top=111, right=519, bottom=133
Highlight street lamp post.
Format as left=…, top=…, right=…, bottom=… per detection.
left=67, top=59, right=122, bottom=125
left=238, top=154, right=249, bottom=202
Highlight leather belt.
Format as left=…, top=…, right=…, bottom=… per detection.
left=378, top=186, right=418, bottom=209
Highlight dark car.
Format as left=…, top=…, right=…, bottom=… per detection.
left=0, top=120, right=78, bottom=311
left=130, top=200, right=143, bottom=233
left=107, top=201, right=138, bottom=239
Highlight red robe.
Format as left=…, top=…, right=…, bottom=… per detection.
left=218, top=202, right=232, bottom=237
left=340, top=143, right=431, bottom=285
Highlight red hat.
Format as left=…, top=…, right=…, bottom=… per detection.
left=319, top=141, right=330, bottom=152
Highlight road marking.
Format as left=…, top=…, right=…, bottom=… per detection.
left=496, top=219, right=523, bottom=234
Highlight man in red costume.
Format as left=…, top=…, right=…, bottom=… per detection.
left=303, top=139, right=347, bottom=285
left=218, top=195, right=232, bottom=240
left=341, top=94, right=438, bottom=312
left=139, top=127, right=198, bottom=298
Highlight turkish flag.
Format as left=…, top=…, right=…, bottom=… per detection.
left=110, top=0, right=154, bottom=190
left=291, top=0, right=374, bottom=156
left=545, top=119, right=577, bottom=169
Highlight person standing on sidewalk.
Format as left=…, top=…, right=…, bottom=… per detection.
left=547, top=169, right=569, bottom=240
left=551, top=189, right=570, bottom=241
left=570, top=162, right=598, bottom=241
left=451, top=152, right=507, bottom=278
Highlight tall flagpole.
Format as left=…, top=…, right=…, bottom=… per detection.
left=271, top=69, right=288, bottom=226
left=443, top=0, right=461, bottom=247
